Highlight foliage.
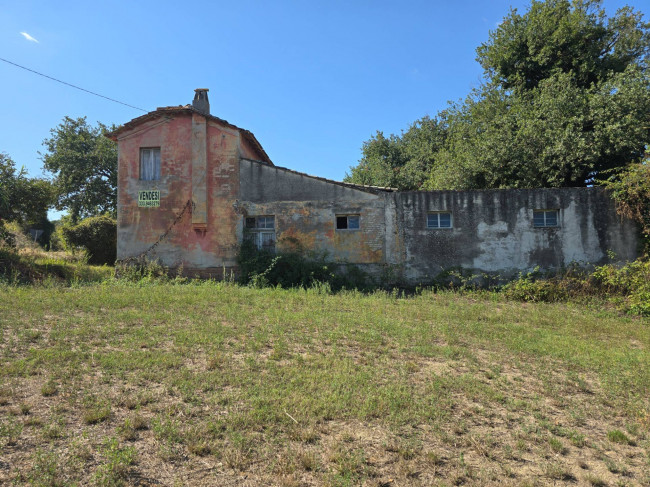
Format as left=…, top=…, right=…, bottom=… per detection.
left=346, top=0, right=650, bottom=190
left=476, top=0, right=649, bottom=92
left=502, top=258, right=650, bottom=315
left=237, top=240, right=370, bottom=291
left=0, top=152, right=54, bottom=231
left=60, top=214, right=117, bottom=265
left=0, top=221, right=15, bottom=248
left=600, top=160, right=650, bottom=252
left=41, top=116, right=118, bottom=221
left=0, top=243, right=111, bottom=285
left=113, top=258, right=183, bottom=284
left=345, top=116, right=447, bottom=190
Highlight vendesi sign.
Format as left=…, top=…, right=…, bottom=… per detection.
left=138, top=190, right=160, bottom=207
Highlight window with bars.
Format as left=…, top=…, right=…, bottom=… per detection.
left=140, top=148, right=161, bottom=181
left=244, top=216, right=276, bottom=250
left=533, top=210, right=559, bottom=227
left=336, top=215, right=360, bottom=230
left=427, top=212, right=452, bottom=229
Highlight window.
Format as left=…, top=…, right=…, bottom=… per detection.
left=427, top=212, right=452, bottom=229
left=244, top=216, right=275, bottom=250
left=140, top=148, right=161, bottom=181
left=336, top=215, right=360, bottom=230
left=533, top=210, right=558, bottom=227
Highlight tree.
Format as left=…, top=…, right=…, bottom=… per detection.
left=345, top=116, right=448, bottom=190
left=0, top=152, right=53, bottom=225
left=0, top=152, right=54, bottom=247
left=347, top=0, right=650, bottom=190
left=41, top=117, right=118, bottom=221
left=476, top=0, right=650, bottom=91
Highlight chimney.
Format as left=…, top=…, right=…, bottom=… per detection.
left=192, top=88, right=210, bottom=114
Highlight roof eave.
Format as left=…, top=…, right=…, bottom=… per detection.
left=104, top=106, right=273, bottom=165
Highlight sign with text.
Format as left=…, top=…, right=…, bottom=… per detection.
left=138, top=190, right=160, bottom=207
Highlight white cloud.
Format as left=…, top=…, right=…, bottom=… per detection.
left=20, top=32, right=39, bottom=43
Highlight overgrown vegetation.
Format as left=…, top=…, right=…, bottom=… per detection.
left=601, top=160, right=650, bottom=253
left=501, top=259, right=650, bottom=316
left=0, top=224, right=112, bottom=284
left=59, top=214, right=117, bottom=265
left=236, top=240, right=371, bottom=291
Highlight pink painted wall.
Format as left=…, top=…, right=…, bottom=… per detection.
left=116, top=112, right=266, bottom=275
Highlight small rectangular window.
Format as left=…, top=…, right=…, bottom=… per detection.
left=533, top=210, right=559, bottom=227
left=244, top=216, right=276, bottom=251
left=336, top=214, right=360, bottom=230
left=427, top=212, right=452, bottom=228
left=140, top=148, right=161, bottom=181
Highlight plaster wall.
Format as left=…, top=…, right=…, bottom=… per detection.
left=116, top=114, right=249, bottom=275
left=238, top=160, right=387, bottom=265
left=394, top=188, right=639, bottom=283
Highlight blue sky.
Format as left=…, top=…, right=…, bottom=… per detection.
left=0, top=0, right=643, bottom=218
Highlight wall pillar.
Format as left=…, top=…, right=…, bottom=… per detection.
left=191, top=114, right=207, bottom=230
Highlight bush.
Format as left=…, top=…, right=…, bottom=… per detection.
left=502, top=259, right=650, bottom=316
left=61, top=215, right=116, bottom=265
left=0, top=221, right=15, bottom=248
left=600, top=161, right=650, bottom=253
left=236, top=240, right=370, bottom=291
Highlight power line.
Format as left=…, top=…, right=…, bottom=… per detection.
left=0, top=56, right=148, bottom=112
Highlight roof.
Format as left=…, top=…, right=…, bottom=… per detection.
left=241, top=158, right=396, bottom=194
left=106, top=105, right=272, bottom=165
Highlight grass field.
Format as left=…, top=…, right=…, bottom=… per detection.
left=1, top=281, right=649, bottom=486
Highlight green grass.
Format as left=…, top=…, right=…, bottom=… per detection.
left=1, top=280, right=649, bottom=485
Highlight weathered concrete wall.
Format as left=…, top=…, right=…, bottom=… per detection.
left=239, top=159, right=387, bottom=266
left=393, top=188, right=639, bottom=283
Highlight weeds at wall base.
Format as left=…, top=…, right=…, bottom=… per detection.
left=2, top=233, right=649, bottom=316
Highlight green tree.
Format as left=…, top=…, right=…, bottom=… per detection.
left=1, top=152, right=54, bottom=247
left=345, top=116, right=448, bottom=190
left=476, top=0, right=650, bottom=91
left=41, top=117, right=118, bottom=221
left=0, top=152, right=53, bottom=225
left=348, top=0, right=650, bottom=190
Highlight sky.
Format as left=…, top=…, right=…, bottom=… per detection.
left=0, top=0, right=644, bottom=218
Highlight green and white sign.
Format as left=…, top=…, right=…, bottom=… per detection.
left=138, top=190, right=160, bottom=207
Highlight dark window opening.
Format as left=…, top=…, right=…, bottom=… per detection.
left=336, top=215, right=360, bottom=230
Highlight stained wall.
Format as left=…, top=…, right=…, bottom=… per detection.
left=116, top=113, right=640, bottom=284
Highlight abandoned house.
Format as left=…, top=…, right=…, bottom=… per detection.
left=107, top=89, right=640, bottom=284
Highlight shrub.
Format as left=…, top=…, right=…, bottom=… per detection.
left=236, top=240, right=370, bottom=291
left=114, top=258, right=171, bottom=282
left=502, top=259, right=650, bottom=316
left=0, top=221, right=15, bottom=248
left=61, top=215, right=116, bottom=265
left=600, top=161, right=650, bottom=253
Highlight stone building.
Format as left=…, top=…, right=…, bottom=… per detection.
left=107, top=89, right=639, bottom=283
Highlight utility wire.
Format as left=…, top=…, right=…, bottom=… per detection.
left=0, top=56, right=148, bottom=112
